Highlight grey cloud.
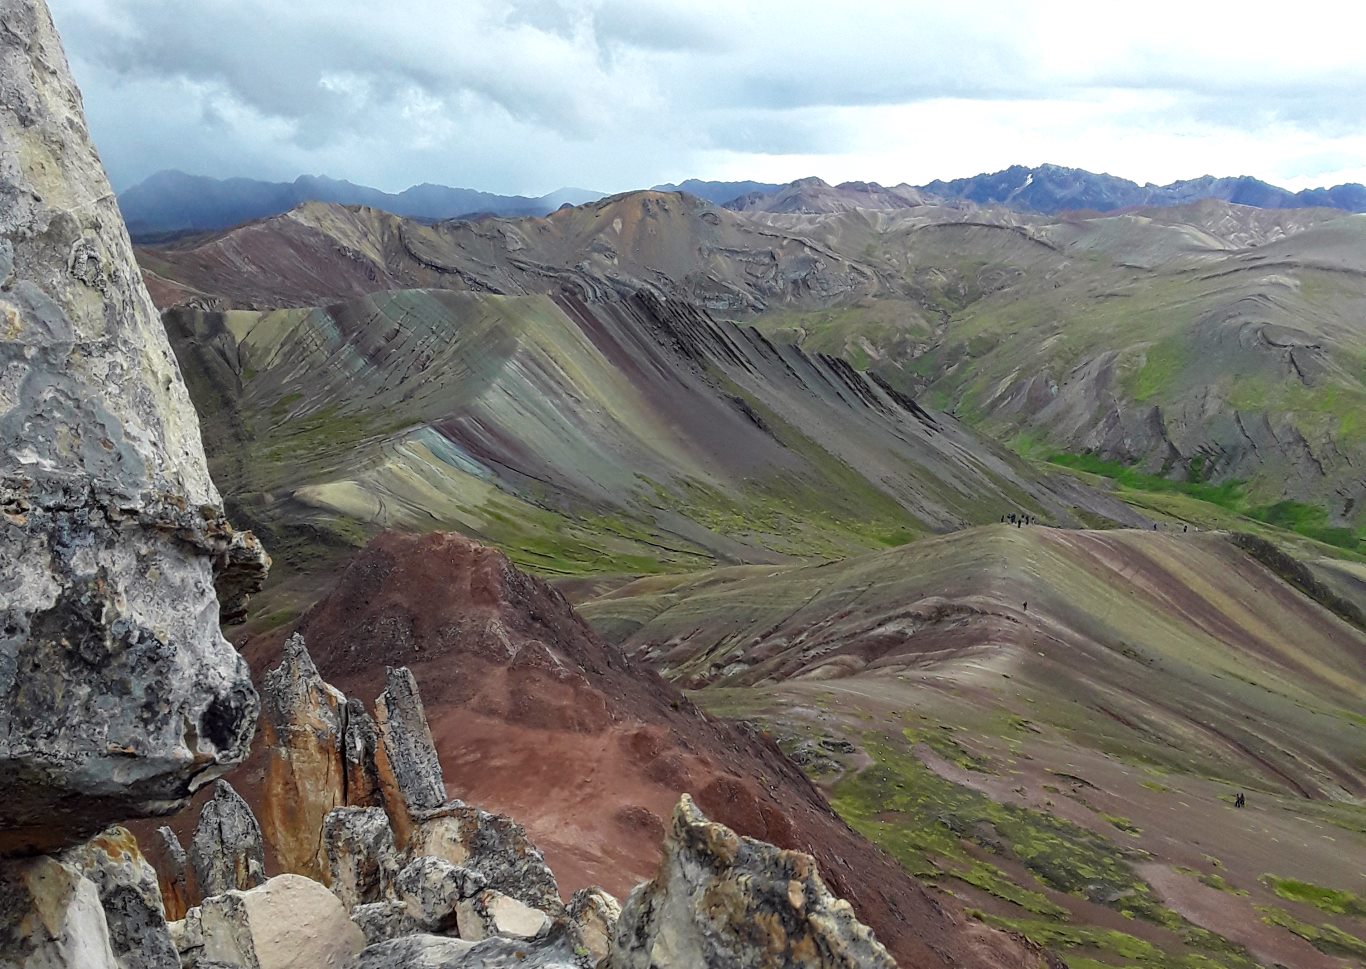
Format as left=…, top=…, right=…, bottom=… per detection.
left=47, top=0, right=1366, bottom=194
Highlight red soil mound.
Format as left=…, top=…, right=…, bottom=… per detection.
left=237, top=530, right=1048, bottom=969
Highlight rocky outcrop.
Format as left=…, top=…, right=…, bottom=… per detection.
left=190, top=781, right=266, bottom=898
left=64, top=827, right=179, bottom=969
left=408, top=802, right=561, bottom=914
left=0, top=854, right=121, bottom=968
left=0, top=0, right=264, bottom=857
left=375, top=666, right=446, bottom=844
left=356, top=925, right=591, bottom=969
left=343, top=698, right=384, bottom=809
left=393, top=856, right=482, bottom=935
left=260, top=634, right=349, bottom=878
left=323, top=808, right=400, bottom=911
left=199, top=873, right=366, bottom=969
left=153, top=826, right=192, bottom=921
left=567, top=887, right=620, bottom=963
left=605, top=795, right=897, bottom=969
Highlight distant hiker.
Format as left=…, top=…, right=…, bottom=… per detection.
left=1183, top=524, right=1188, bottom=533
left=1234, top=792, right=1246, bottom=809
left=1023, top=601, right=1028, bottom=612
left=1153, top=523, right=1159, bottom=530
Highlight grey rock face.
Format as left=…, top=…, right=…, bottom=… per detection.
left=394, top=856, right=485, bottom=935
left=190, top=781, right=266, bottom=897
left=375, top=666, right=446, bottom=840
left=64, top=827, right=179, bottom=969
left=409, top=802, right=562, bottom=915
left=356, top=934, right=476, bottom=969
left=350, top=901, right=422, bottom=946
left=0, top=854, right=121, bottom=968
left=604, top=795, right=897, bottom=969
left=324, top=807, right=400, bottom=911
left=357, top=925, right=590, bottom=969
left=0, top=0, right=263, bottom=856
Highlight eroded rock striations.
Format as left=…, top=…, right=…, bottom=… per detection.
left=606, top=795, right=898, bottom=969
left=374, top=665, right=447, bottom=844
left=0, top=0, right=265, bottom=858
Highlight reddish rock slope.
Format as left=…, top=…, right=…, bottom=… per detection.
left=241, top=530, right=1049, bottom=969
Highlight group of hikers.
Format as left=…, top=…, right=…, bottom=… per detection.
left=1003, top=512, right=1038, bottom=527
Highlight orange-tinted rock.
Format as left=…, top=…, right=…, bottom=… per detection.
left=258, top=633, right=349, bottom=878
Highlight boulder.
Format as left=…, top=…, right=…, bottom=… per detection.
left=190, top=781, right=266, bottom=897
left=323, top=807, right=400, bottom=910
left=393, top=856, right=485, bottom=935
left=153, top=826, right=192, bottom=920
left=199, top=873, right=366, bottom=969
left=409, top=802, right=561, bottom=914
left=566, top=887, right=620, bottom=963
left=259, top=634, right=349, bottom=878
left=64, top=827, right=179, bottom=969
left=604, top=795, right=897, bottom=969
left=357, top=925, right=589, bottom=969
left=356, top=935, right=476, bottom=969
left=166, top=907, right=203, bottom=965
left=349, top=901, right=422, bottom=946
left=374, top=666, right=446, bottom=844
left=456, top=889, right=551, bottom=943
left=0, top=0, right=262, bottom=857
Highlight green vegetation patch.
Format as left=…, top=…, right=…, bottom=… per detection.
left=829, top=739, right=1256, bottom=958
left=1261, top=875, right=1366, bottom=917
left=975, top=913, right=1259, bottom=969
left=1257, top=905, right=1366, bottom=959
left=1046, top=451, right=1365, bottom=552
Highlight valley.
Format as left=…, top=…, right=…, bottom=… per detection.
left=137, top=179, right=1366, bottom=969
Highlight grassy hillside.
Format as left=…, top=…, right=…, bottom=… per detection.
left=166, top=287, right=1133, bottom=624
left=582, top=526, right=1366, bottom=968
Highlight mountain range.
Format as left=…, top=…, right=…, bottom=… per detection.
left=117, top=169, right=603, bottom=239
left=119, top=164, right=1366, bottom=239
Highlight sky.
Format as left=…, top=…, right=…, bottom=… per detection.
left=48, top=0, right=1366, bottom=195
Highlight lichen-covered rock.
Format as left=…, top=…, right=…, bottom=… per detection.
left=64, top=826, right=179, bottom=969
left=356, top=935, right=476, bottom=969
left=394, top=856, right=485, bottom=935
left=199, top=874, right=365, bottom=969
left=153, top=826, right=193, bottom=921
left=604, top=795, right=897, bottom=969
left=260, top=634, right=349, bottom=878
left=349, top=901, right=422, bottom=946
left=324, top=807, right=400, bottom=910
left=409, top=801, right=561, bottom=915
left=357, top=925, right=589, bottom=969
left=566, top=887, right=620, bottom=963
left=0, top=0, right=262, bottom=857
left=374, top=666, right=446, bottom=844
left=0, top=854, right=121, bottom=968
left=190, top=781, right=266, bottom=897
left=456, top=889, right=552, bottom=943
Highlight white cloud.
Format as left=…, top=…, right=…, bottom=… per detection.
left=47, top=0, right=1366, bottom=193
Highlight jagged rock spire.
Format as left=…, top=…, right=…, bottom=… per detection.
left=375, top=666, right=446, bottom=843
left=190, top=781, right=266, bottom=898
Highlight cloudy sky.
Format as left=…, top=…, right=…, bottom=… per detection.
left=49, top=0, right=1366, bottom=195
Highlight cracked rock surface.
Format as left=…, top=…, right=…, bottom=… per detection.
left=0, top=0, right=264, bottom=857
